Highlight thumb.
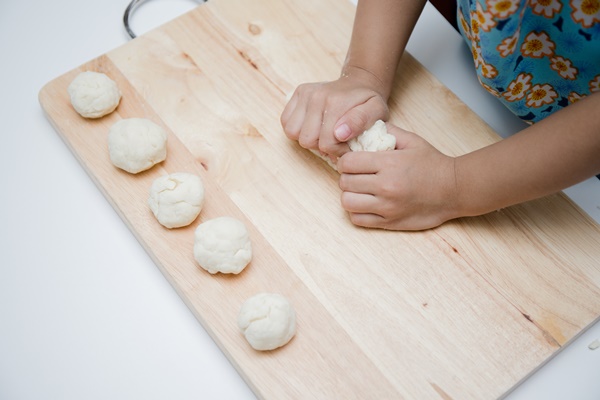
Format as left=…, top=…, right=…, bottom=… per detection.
left=333, top=97, right=389, bottom=142
left=386, top=124, right=424, bottom=150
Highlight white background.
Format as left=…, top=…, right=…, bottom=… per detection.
left=1, top=0, right=599, bottom=399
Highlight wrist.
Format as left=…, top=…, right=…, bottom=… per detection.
left=440, top=156, right=469, bottom=223
left=340, top=64, right=392, bottom=100
left=452, top=153, right=499, bottom=219
left=448, top=154, right=486, bottom=221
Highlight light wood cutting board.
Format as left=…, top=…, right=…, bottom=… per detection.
left=39, top=0, right=600, bottom=398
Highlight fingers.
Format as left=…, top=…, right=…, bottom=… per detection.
left=280, top=81, right=389, bottom=156
left=338, top=155, right=388, bottom=228
left=339, top=170, right=377, bottom=195
left=317, top=109, right=350, bottom=157
left=298, top=100, right=325, bottom=149
left=340, top=178, right=408, bottom=230
left=334, top=95, right=389, bottom=142
left=322, top=95, right=389, bottom=157
left=337, top=151, right=381, bottom=174
left=386, top=124, right=422, bottom=150
left=298, top=97, right=347, bottom=153
left=339, top=191, right=387, bottom=229
left=281, top=83, right=339, bottom=152
left=347, top=212, right=387, bottom=229
left=281, top=84, right=312, bottom=142
left=280, top=89, right=298, bottom=129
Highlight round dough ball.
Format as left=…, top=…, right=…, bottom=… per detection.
left=348, top=119, right=396, bottom=152
left=108, top=118, right=167, bottom=174
left=148, top=172, right=205, bottom=228
left=68, top=71, right=121, bottom=118
left=193, top=216, right=252, bottom=274
left=238, top=293, right=296, bottom=351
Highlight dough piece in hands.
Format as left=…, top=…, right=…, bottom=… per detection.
left=148, top=172, right=205, bottom=228
left=348, top=119, right=396, bottom=152
left=311, top=120, right=396, bottom=170
left=68, top=71, right=121, bottom=118
left=193, top=216, right=252, bottom=274
left=108, top=118, right=168, bottom=174
left=238, top=293, right=296, bottom=351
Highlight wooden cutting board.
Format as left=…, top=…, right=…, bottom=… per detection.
left=39, top=0, right=600, bottom=398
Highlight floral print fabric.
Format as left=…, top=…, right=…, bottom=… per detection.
left=457, top=0, right=600, bottom=123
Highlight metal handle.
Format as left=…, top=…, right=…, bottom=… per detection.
left=123, top=0, right=146, bottom=39
left=123, top=0, right=206, bottom=39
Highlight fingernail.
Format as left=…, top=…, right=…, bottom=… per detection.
left=334, top=124, right=351, bottom=141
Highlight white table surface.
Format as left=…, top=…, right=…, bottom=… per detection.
left=1, top=1, right=599, bottom=399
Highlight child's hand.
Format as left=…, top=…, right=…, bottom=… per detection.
left=280, top=67, right=389, bottom=159
left=337, top=124, right=459, bottom=231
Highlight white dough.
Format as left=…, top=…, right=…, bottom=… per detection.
left=108, top=118, right=168, bottom=174
left=238, top=293, right=296, bottom=351
left=348, top=120, right=396, bottom=152
left=68, top=71, right=121, bottom=118
left=193, top=216, right=252, bottom=274
left=312, top=120, right=396, bottom=170
left=148, top=172, right=205, bottom=228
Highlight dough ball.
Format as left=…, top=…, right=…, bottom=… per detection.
left=348, top=120, right=396, bottom=152
left=148, top=172, right=205, bottom=228
left=238, top=293, right=296, bottom=351
left=193, top=216, right=252, bottom=274
left=108, top=118, right=167, bottom=174
left=312, top=120, right=396, bottom=170
left=68, top=71, right=121, bottom=118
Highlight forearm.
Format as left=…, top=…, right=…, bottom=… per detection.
left=342, top=0, right=426, bottom=100
left=454, top=92, right=600, bottom=216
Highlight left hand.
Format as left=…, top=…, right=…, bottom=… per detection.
left=337, top=124, right=459, bottom=230
left=280, top=68, right=389, bottom=158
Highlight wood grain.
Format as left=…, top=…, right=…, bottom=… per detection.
left=39, top=0, right=600, bottom=398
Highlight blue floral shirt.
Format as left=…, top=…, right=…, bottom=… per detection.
left=457, top=0, right=600, bottom=124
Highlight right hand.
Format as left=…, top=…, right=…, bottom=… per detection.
left=337, top=124, right=459, bottom=231
left=280, top=66, right=389, bottom=159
